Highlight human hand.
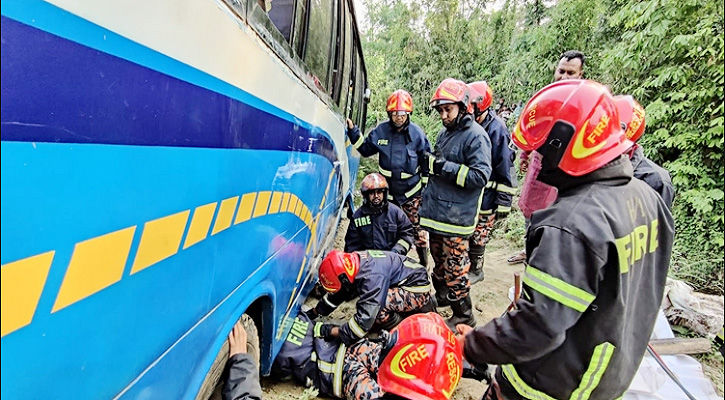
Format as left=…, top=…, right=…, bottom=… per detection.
left=456, top=324, right=474, bottom=337
left=426, top=152, right=446, bottom=175
left=346, top=118, right=354, bottom=130
left=316, top=323, right=338, bottom=340
left=228, top=320, right=248, bottom=359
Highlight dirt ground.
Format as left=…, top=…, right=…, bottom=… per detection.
left=258, top=217, right=724, bottom=400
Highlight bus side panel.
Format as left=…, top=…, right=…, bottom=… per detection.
left=0, top=142, right=341, bottom=399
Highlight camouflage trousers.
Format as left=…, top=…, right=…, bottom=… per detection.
left=342, top=339, right=383, bottom=400
left=470, top=212, right=498, bottom=248
left=429, top=233, right=470, bottom=300
left=399, top=194, right=429, bottom=249
left=377, top=287, right=432, bottom=325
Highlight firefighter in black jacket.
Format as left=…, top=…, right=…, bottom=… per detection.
left=457, top=80, right=674, bottom=400
left=345, top=173, right=414, bottom=255
left=306, top=249, right=433, bottom=345
left=346, top=90, right=432, bottom=267
left=467, top=81, right=517, bottom=284
left=419, top=78, right=492, bottom=329
left=272, top=312, right=472, bottom=400
left=614, top=95, right=675, bottom=210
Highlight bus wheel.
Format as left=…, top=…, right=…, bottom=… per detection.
left=196, top=314, right=260, bottom=400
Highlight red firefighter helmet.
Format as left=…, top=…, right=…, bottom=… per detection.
left=378, top=313, right=463, bottom=400
left=468, top=81, right=493, bottom=115
left=613, top=95, right=646, bottom=143
left=318, top=250, right=360, bottom=293
left=387, top=89, right=414, bottom=113
left=360, top=172, right=389, bottom=193
left=429, top=78, right=470, bottom=111
left=512, top=79, right=633, bottom=176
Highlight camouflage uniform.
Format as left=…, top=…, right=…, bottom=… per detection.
left=397, top=194, right=428, bottom=249
left=429, top=233, right=470, bottom=300
left=342, top=339, right=384, bottom=400
left=470, top=213, right=497, bottom=249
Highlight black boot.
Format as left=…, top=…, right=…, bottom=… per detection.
left=418, top=296, right=436, bottom=313
left=468, top=245, right=485, bottom=285
left=416, top=246, right=429, bottom=268
left=446, top=294, right=476, bottom=330
left=376, top=313, right=403, bottom=331
left=432, top=277, right=450, bottom=308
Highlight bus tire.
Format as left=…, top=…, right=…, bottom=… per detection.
left=196, top=314, right=260, bottom=400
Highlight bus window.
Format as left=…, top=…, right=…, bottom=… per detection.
left=330, top=0, right=345, bottom=105
left=304, top=0, right=334, bottom=91
left=339, top=3, right=353, bottom=113
left=291, top=0, right=310, bottom=58
left=352, top=50, right=363, bottom=125
left=268, top=0, right=295, bottom=41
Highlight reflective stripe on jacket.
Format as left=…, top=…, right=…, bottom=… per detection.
left=419, top=114, right=492, bottom=236
left=464, top=156, right=674, bottom=400
left=344, top=202, right=414, bottom=255
left=479, top=110, right=516, bottom=213
left=314, top=250, right=431, bottom=345
left=271, top=313, right=347, bottom=398
left=348, top=121, right=431, bottom=204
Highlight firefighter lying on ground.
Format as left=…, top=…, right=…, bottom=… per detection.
left=273, top=312, right=487, bottom=400
left=345, top=173, right=414, bottom=256
left=305, top=249, right=434, bottom=345
left=457, top=80, right=674, bottom=400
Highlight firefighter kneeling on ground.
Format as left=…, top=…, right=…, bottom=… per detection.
left=457, top=80, right=674, bottom=400
left=345, top=173, right=415, bottom=255
left=466, top=81, right=517, bottom=285
left=305, top=249, right=434, bottom=345
left=271, top=312, right=488, bottom=400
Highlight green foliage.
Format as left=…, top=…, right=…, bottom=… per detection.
left=359, top=0, right=724, bottom=293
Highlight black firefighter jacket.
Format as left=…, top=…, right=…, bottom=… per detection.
left=344, top=202, right=414, bottom=255
left=348, top=121, right=431, bottom=204
left=313, top=250, right=430, bottom=345
left=222, top=353, right=263, bottom=400
left=420, top=114, right=492, bottom=237
left=478, top=110, right=517, bottom=214
left=630, top=144, right=674, bottom=210
left=463, top=155, right=674, bottom=400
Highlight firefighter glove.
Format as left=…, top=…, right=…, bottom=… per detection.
left=425, top=152, right=446, bottom=175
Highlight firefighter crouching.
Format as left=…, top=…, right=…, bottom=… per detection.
left=305, top=249, right=434, bottom=345
left=345, top=173, right=415, bottom=255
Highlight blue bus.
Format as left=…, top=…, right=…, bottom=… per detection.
left=0, top=0, right=367, bottom=398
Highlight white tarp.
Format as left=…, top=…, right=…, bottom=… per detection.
left=624, top=310, right=722, bottom=400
